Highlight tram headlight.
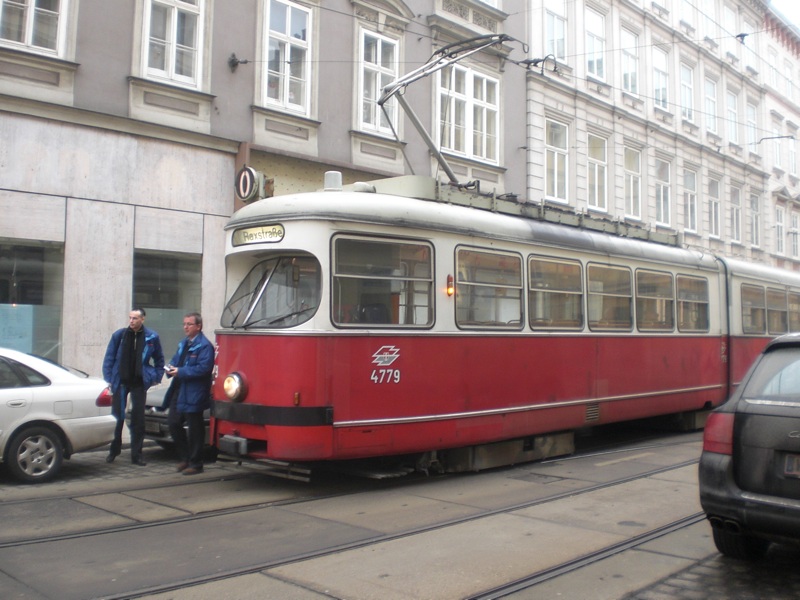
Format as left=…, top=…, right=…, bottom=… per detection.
left=223, top=372, right=248, bottom=402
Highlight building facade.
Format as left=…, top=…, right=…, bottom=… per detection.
left=0, top=0, right=798, bottom=374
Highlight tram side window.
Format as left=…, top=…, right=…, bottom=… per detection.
left=741, top=284, right=766, bottom=335
left=456, top=248, right=523, bottom=329
left=332, top=237, right=433, bottom=327
left=676, top=275, right=709, bottom=332
left=636, top=270, right=674, bottom=331
left=789, top=292, right=800, bottom=332
left=767, top=288, right=788, bottom=335
left=529, top=257, right=583, bottom=329
left=587, top=264, right=632, bottom=330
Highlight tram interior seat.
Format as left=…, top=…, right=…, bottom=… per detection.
left=359, top=302, right=390, bottom=324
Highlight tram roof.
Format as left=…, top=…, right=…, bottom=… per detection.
left=720, top=255, right=800, bottom=286
left=228, top=176, right=720, bottom=270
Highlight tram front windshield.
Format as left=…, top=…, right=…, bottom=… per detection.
left=221, top=256, right=321, bottom=329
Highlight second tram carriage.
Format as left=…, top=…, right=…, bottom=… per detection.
left=212, top=174, right=800, bottom=478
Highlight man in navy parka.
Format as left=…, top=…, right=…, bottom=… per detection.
left=164, top=312, right=214, bottom=475
left=102, top=308, right=165, bottom=465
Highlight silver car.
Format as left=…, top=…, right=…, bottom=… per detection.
left=0, top=348, right=116, bottom=483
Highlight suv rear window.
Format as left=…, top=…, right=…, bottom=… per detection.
left=742, top=347, right=800, bottom=402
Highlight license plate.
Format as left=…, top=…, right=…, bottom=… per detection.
left=145, top=421, right=161, bottom=434
left=785, top=454, right=800, bottom=478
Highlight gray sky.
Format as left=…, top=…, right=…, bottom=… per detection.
left=771, top=0, right=800, bottom=28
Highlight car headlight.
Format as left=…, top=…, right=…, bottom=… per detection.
left=223, top=372, right=247, bottom=402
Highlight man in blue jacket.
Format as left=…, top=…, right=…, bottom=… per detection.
left=164, top=312, right=214, bottom=475
left=102, top=308, right=165, bottom=466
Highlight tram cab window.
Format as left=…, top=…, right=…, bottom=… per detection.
left=221, top=256, right=321, bottom=328
left=456, top=248, right=523, bottom=329
left=677, top=275, right=709, bottom=332
left=332, top=237, right=433, bottom=327
left=587, top=264, right=632, bottom=330
left=741, top=284, right=766, bottom=335
left=636, top=270, right=674, bottom=331
left=767, top=288, right=788, bottom=335
left=529, top=257, right=583, bottom=329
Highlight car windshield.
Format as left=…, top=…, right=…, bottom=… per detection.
left=221, top=256, right=321, bottom=329
left=742, top=347, right=800, bottom=403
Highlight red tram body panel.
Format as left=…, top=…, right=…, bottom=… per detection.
left=210, top=176, right=800, bottom=473
left=213, top=333, right=727, bottom=462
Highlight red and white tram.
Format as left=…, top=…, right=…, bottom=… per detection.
left=211, top=174, right=800, bottom=477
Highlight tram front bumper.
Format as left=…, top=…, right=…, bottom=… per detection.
left=218, top=434, right=250, bottom=457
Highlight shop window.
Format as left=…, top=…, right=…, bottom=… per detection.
left=133, top=251, right=201, bottom=353
left=0, top=243, right=64, bottom=360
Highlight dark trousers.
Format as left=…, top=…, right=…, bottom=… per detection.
left=169, top=406, right=205, bottom=468
left=110, top=385, right=146, bottom=461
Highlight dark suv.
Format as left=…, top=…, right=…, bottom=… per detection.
left=699, top=333, right=800, bottom=560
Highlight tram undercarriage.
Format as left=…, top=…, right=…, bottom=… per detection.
left=217, top=431, right=576, bottom=482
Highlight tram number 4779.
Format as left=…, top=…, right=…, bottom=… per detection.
left=371, top=369, right=401, bottom=384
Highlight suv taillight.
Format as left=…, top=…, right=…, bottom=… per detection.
left=702, top=412, right=734, bottom=455
left=96, top=387, right=113, bottom=407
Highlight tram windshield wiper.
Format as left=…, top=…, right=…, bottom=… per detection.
left=240, top=306, right=316, bottom=328
left=222, top=290, right=257, bottom=329
left=268, top=307, right=316, bottom=325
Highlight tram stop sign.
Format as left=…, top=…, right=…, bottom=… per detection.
left=235, top=165, right=262, bottom=203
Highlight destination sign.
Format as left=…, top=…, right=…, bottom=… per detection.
left=232, top=224, right=285, bottom=246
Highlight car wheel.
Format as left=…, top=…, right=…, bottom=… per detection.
left=155, top=441, right=175, bottom=450
left=712, top=527, right=770, bottom=560
left=7, top=426, right=64, bottom=484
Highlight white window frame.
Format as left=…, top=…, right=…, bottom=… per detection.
left=750, top=194, right=761, bottom=248
left=656, top=158, right=671, bottom=226
left=0, top=0, right=67, bottom=55
left=709, top=177, right=720, bottom=238
left=653, top=48, right=669, bottom=111
left=769, top=48, right=779, bottom=89
left=774, top=125, right=783, bottom=170
left=742, top=20, right=757, bottom=71
left=722, top=5, right=737, bottom=58
left=705, top=78, right=717, bottom=134
left=776, top=206, right=785, bottom=255
left=680, top=0, right=694, bottom=28
left=731, top=186, right=741, bottom=243
left=680, top=63, right=694, bottom=122
left=790, top=136, right=798, bottom=176
left=621, top=29, right=638, bottom=96
left=545, top=119, right=569, bottom=203
left=700, top=0, right=716, bottom=42
left=438, top=64, right=499, bottom=164
left=545, top=0, right=566, bottom=61
left=792, top=212, right=799, bottom=258
left=684, top=169, right=697, bottom=232
left=625, top=147, right=641, bottom=219
left=746, top=102, right=758, bottom=148
left=585, top=8, right=605, bottom=81
left=143, top=0, right=203, bottom=88
left=264, top=0, right=312, bottom=114
left=785, top=60, right=794, bottom=102
left=726, top=91, right=739, bottom=145
left=359, top=29, right=398, bottom=136
left=587, top=134, right=607, bottom=211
